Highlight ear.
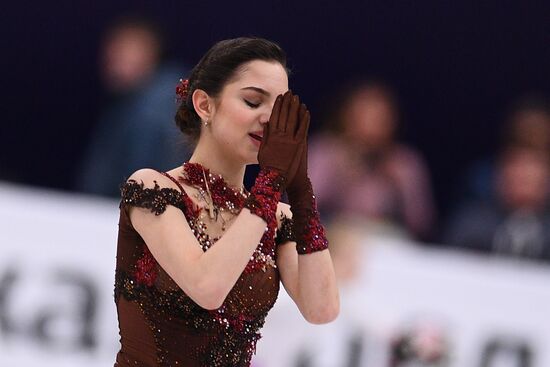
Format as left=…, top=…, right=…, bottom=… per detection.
left=192, top=89, right=214, bottom=123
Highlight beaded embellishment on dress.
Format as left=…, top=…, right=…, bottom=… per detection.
left=177, top=163, right=281, bottom=273
left=114, top=168, right=294, bottom=366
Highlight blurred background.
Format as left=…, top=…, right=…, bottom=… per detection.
left=1, top=1, right=549, bottom=366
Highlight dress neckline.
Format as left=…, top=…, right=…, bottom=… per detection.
left=178, top=162, right=249, bottom=214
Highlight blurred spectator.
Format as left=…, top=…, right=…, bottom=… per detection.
left=309, top=81, right=436, bottom=240
left=445, top=146, right=550, bottom=261
left=461, top=95, right=550, bottom=202
left=76, top=16, right=191, bottom=197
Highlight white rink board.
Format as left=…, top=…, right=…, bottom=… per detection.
left=0, top=183, right=120, bottom=366
left=256, top=243, right=550, bottom=367
left=1, top=181, right=549, bottom=367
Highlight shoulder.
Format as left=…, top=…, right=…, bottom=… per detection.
left=127, top=168, right=180, bottom=189
left=121, top=168, right=187, bottom=216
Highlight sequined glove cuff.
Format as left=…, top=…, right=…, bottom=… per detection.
left=288, top=178, right=329, bottom=255
left=244, top=168, right=285, bottom=224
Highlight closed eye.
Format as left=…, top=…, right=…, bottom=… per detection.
left=244, top=99, right=260, bottom=108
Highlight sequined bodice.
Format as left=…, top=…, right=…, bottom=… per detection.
left=114, top=175, right=289, bottom=367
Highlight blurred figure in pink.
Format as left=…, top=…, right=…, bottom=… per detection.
left=309, top=81, right=436, bottom=240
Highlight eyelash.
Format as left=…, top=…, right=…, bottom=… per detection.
left=244, top=99, right=260, bottom=108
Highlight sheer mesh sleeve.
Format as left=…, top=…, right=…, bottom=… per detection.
left=276, top=214, right=296, bottom=245
left=120, top=179, right=188, bottom=215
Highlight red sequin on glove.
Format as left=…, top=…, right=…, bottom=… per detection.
left=290, top=179, right=329, bottom=255
left=244, top=168, right=284, bottom=225
left=242, top=168, right=283, bottom=272
left=296, top=205, right=329, bottom=254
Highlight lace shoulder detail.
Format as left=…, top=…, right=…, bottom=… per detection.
left=276, top=213, right=295, bottom=245
left=120, top=179, right=188, bottom=216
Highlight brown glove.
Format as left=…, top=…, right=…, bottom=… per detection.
left=286, top=102, right=310, bottom=202
left=284, top=101, right=329, bottom=255
left=257, top=91, right=308, bottom=188
left=245, top=91, right=306, bottom=225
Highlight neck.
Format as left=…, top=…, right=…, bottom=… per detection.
left=188, top=137, right=246, bottom=190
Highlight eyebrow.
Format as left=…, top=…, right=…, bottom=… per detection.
left=241, top=86, right=270, bottom=96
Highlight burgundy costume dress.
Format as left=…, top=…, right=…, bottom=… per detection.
left=113, top=169, right=295, bottom=367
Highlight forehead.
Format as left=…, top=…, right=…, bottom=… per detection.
left=227, top=60, right=288, bottom=94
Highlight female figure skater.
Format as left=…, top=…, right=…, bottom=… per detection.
left=114, top=37, right=339, bottom=366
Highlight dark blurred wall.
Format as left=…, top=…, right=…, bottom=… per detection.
left=2, top=1, right=549, bottom=220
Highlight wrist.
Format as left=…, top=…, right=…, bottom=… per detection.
left=288, top=182, right=329, bottom=255
left=244, top=168, right=285, bottom=224
left=294, top=205, right=329, bottom=255
left=287, top=176, right=312, bottom=206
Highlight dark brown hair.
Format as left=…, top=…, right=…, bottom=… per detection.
left=175, top=37, right=288, bottom=141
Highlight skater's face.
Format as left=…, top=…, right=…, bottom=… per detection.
left=205, top=60, right=289, bottom=164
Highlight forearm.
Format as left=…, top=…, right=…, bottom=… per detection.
left=295, top=250, right=339, bottom=324
left=136, top=169, right=282, bottom=310
left=192, top=208, right=267, bottom=304
left=138, top=204, right=269, bottom=310
left=190, top=168, right=283, bottom=306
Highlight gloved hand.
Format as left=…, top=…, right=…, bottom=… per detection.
left=258, top=91, right=308, bottom=188
left=283, top=100, right=329, bottom=255
left=286, top=102, right=310, bottom=203
left=245, top=91, right=306, bottom=225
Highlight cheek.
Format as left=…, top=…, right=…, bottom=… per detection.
left=218, top=103, right=257, bottom=134
left=213, top=104, right=257, bottom=148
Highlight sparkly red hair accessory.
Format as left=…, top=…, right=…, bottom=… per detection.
left=176, top=78, right=190, bottom=103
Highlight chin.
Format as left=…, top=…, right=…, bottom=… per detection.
left=242, top=149, right=260, bottom=165
left=245, top=156, right=259, bottom=165
left=235, top=152, right=257, bottom=166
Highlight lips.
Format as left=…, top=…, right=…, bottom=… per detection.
left=248, top=133, right=263, bottom=142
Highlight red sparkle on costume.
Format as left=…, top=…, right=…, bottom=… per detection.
left=134, top=246, right=158, bottom=287
left=179, top=162, right=246, bottom=210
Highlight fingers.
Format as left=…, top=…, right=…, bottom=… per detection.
left=278, top=91, right=292, bottom=131
left=270, top=91, right=307, bottom=139
left=267, top=94, right=283, bottom=139
left=296, top=107, right=310, bottom=140
left=287, top=94, right=300, bottom=135
left=297, top=104, right=307, bottom=138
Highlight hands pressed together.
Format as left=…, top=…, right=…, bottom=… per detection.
left=258, top=90, right=310, bottom=193
left=253, top=90, right=328, bottom=255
